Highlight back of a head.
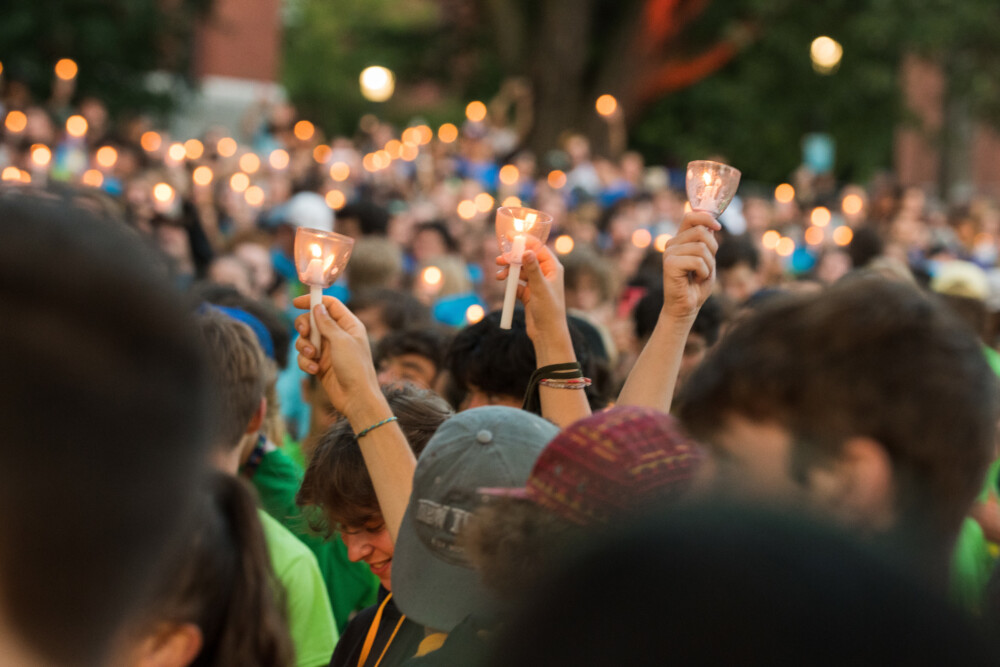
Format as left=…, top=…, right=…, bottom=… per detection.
left=348, top=237, right=404, bottom=293
left=297, top=383, right=454, bottom=528
left=716, top=235, right=760, bottom=272
left=196, top=313, right=266, bottom=450
left=0, top=187, right=212, bottom=666
left=193, top=283, right=291, bottom=370
left=490, top=504, right=994, bottom=667
left=679, top=276, right=999, bottom=550
left=135, top=472, right=293, bottom=667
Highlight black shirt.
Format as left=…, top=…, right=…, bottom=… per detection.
left=330, top=587, right=425, bottom=667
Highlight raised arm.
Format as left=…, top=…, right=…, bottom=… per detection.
left=498, top=243, right=592, bottom=427
left=617, top=212, right=720, bottom=413
left=294, top=295, right=416, bottom=543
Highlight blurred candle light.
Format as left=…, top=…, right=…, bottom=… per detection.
left=239, top=153, right=260, bottom=174
left=330, top=162, right=350, bottom=181
left=1, top=166, right=21, bottom=181
left=373, top=150, right=391, bottom=170
left=167, top=143, right=187, bottom=162
left=294, top=120, right=315, bottom=141
left=595, top=94, right=618, bottom=117
left=438, top=123, right=459, bottom=143
left=54, top=58, right=78, bottom=80
left=192, top=166, right=213, bottom=186
left=776, top=237, right=795, bottom=257
left=811, top=206, right=832, bottom=227
left=833, top=226, right=854, bottom=246
left=457, top=200, right=478, bottom=220
left=362, top=153, right=377, bottom=172
left=400, top=142, right=419, bottom=161
left=141, top=131, right=162, bottom=152
left=466, top=304, right=485, bottom=324
left=465, top=101, right=487, bottom=122
left=18, top=170, right=31, bottom=184
left=153, top=182, right=175, bottom=204
left=66, top=115, right=88, bottom=138
left=81, top=169, right=104, bottom=188
left=31, top=144, right=52, bottom=167
left=775, top=183, right=795, bottom=203
left=632, top=228, right=652, bottom=248
left=359, top=66, right=395, bottom=102
left=811, top=36, right=844, bottom=74
left=654, top=233, right=673, bottom=252
left=313, top=145, right=332, bottom=163
left=547, top=170, right=567, bottom=189
left=474, top=192, right=495, bottom=213
left=401, top=128, right=419, bottom=145
left=501, top=196, right=522, bottom=208
left=184, top=139, right=204, bottom=160
left=415, top=125, right=433, bottom=145
left=5, top=110, right=27, bottom=133
left=385, top=140, right=402, bottom=159
left=842, top=193, right=864, bottom=216
left=499, top=165, right=520, bottom=185
left=554, top=235, right=575, bottom=255
left=217, top=137, right=238, bottom=157
left=805, top=226, right=824, bottom=246
left=422, top=266, right=443, bottom=287
left=325, top=190, right=346, bottom=210
left=244, top=185, right=265, bottom=207
left=95, top=146, right=118, bottom=169
left=762, top=230, right=781, bottom=249
left=269, top=149, right=290, bottom=170
left=229, top=172, right=250, bottom=192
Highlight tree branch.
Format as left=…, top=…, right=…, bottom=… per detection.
left=643, top=0, right=710, bottom=53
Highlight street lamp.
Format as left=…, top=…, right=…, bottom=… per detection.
left=811, top=36, right=843, bottom=74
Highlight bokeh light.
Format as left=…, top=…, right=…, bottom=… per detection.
left=269, top=149, right=290, bottom=170
left=184, top=139, right=204, bottom=160
left=31, top=144, right=52, bottom=167
left=66, top=115, right=88, bottom=138
left=95, top=146, right=118, bottom=169
left=457, top=200, right=478, bottom=220
left=465, top=101, right=487, bottom=122
left=654, top=234, right=672, bottom=252
left=360, top=66, right=396, bottom=102
left=217, top=137, right=238, bottom=157
left=229, top=172, right=250, bottom=192
left=499, top=164, right=520, bottom=185
left=141, top=131, right=162, bottom=152
left=501, top=196, right=522, bottom=208
left=554, top=235, right=575, bottom=255
left=81, top=169, right=103, bottom=187
left=54, top=58, right=78, bottom=80
left=192, top=166, right=213, bottom=186
left=805, top=226, right=824, bottom=246
left=595, top=94, right=618, bottom=117
left=167, top=143, right=187, bottom=162
left=438, top=123, right=459, bottom=143
left=244, top=185, right=265, bottom=207
left=330, top=162, right=350, bottom=181
left=632, top=228, right=652, bottom=249
left=833, top=226, right=854, bottom=246
left=776, top=237, right=796, bottom=257
left=811, top=206, right=831, bottom=227
left=474, top=192, right=495, bottom=213
left=466, top=304, right=485, bottom=324
left=294, top=120, right=315, bottom=141
left=1, top=166, right=21, bottom=181
left=762, top=230, right=781, bottom=249
left=313, top=145, right=332, bottom=163
left=774, top=183, right=795, bottom=203
left=811, top=36, right=844, bottom=74
left=239, top=153, right=261, bottom=174
left=325, top=190, right=346, bottom=210
left=422, top=266, right=443, bottom=287
left=153, top=182, right=174, bottom=203
left=5, top=110, right=27, bottom=133
left=547, top=170, right=567, bottom=189
left=842, top=193, right=864, bottom=216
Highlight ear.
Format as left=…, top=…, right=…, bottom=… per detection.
left=133, top=623, right=203, bottom=667
left=245, top=397, right=267, bottom=435
left=806, top=437, right=896, bottom=533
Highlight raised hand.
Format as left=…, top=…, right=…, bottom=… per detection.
left=662, top=212, right=721, bottom=322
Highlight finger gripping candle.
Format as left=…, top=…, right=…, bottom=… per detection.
left=294, top=228, right=355, bottom=350
left=495, top=206, right=553, bottom=330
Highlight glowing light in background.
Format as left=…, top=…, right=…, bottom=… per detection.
left=66, top=115, right=88, bottom=138
left=438, top=123, right=459, bottom=143
left=465, top=101, right=487, bottom=122
left=54, top=58, right=78, bottom=80
left=595, top=94, right=618, bottom=117
left=632, top=229, right=652, bottom=249
left=360, top=66, right=395, bottom=102
left=811, top=36, right=843, bottom=74
left=810, top=206, right=831, bottom=227
left=554, top=235, right=575, bottom=254
left=217, top=137, right=238, bottom=157
left=774, top=183, right=795, bottom=203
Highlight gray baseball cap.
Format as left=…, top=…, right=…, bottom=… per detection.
left=391, top=406, right=558, bottom=631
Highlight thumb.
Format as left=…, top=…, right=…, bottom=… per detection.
left=521, top=250, right=542, bottom=283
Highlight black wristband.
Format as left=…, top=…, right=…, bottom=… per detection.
left=522, top=362, right=583, bottom=414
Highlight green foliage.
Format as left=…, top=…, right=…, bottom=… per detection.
left=0, top=0, right=211, bottom=116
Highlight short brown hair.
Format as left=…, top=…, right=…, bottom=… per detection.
left=197, top=313, right=266, bottom=449
left=297, top=383, right=453, bottom=530
left=679, top=277, right=999, bottom=544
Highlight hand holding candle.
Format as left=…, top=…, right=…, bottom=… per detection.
left=294, top=227, right=355, bottom=349
left=495, top=205, right=553, bottom=329
left=686, top=160, right=741, bottom=218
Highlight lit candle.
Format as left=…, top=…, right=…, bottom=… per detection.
left=304, top=245, right=325, bottom=349
left=294, top=230, right=355, bottom=352
left=500, top=211, right=537, bottom=330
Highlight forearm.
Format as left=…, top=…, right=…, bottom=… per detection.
left=617, top=310, right=694, bottom=413
left=344, top=392, right=417, bottom=544
left=533, top=326, right=591, bottom=428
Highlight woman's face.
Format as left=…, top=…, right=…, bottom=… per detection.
left=340, top=516, right=395, bottom=590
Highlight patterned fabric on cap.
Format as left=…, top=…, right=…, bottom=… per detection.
left=525, top=406, right=704, bottom=525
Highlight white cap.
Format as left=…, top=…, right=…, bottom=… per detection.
left=281, top=192, right=334, bottom=232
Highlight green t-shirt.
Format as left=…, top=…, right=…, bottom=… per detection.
left=250, top=446, right=379, bottom=632
left=951, top=517, right=996, bottom=615
left=259, top=509, right=338, bottom=667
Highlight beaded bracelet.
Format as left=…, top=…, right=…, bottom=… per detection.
left=357, top=415, right=398, bottom=438
left=522, top=362, right=584, bottom=414
left=539, top=377, right=592, bottom=390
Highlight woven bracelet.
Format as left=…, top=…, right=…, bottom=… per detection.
left=539, top=377, right=592, bottom=389
left=357, top=416, right=398, bottom=438
left=522, top=362, right=583, bottom=414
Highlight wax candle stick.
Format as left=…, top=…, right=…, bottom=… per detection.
left=495, top=207, right=551, bottom=330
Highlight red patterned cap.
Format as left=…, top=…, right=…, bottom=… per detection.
left=485, top=406, right=705, bottom=525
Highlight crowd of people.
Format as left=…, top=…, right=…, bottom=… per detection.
left=4, top=67, right=1000, bottom=666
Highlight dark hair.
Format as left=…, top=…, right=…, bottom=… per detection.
left=490, top=504, right=995, bottom=667
left=140, top=473, right=294, bottom=667
left=193, top=283, right=292, bottom=369
left=634, top=290, right=723, bottom=346
left=297, top=383, right=453, bottom=529
left=935, top=293, right=988, bottom=342
left=0, top=187, right=211, bottom=666
left=678, top=277, right=999, bottom=552
left=446, top=309, right=607, bottom=411
left=414, top=220, right=459, bottom=253
left=347, top=288, right=431, bottom=334
left=339, top=200, right=390, bottom=236
left=716, top=235, right=760, bottom=272
left=197, top=313, right=266, bottom=449
left=847, top=226, right=884, bottom=270
left=375, top=327, right=453, bottom=373
left=562, top=247, right=615, bottom=304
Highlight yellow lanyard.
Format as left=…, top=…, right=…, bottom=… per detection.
left=358, top=592, right=407, bottom=667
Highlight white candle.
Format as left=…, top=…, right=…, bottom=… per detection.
left=304, top=258, right=325, bottom=285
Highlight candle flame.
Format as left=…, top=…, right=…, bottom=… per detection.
left=702, top=171, right=712, bottom=185
left=310, top=243, right=322, bottom=258
left=323, top=255, right=336, bottom=273
left=514, top=211, right=538, bottom=233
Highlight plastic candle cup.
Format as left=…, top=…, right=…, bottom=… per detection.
left=495, top=206, right=553, bottom=330
left=294, top=228, right=355, bottom=350
left=685, top=160, right=741, bottom=218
